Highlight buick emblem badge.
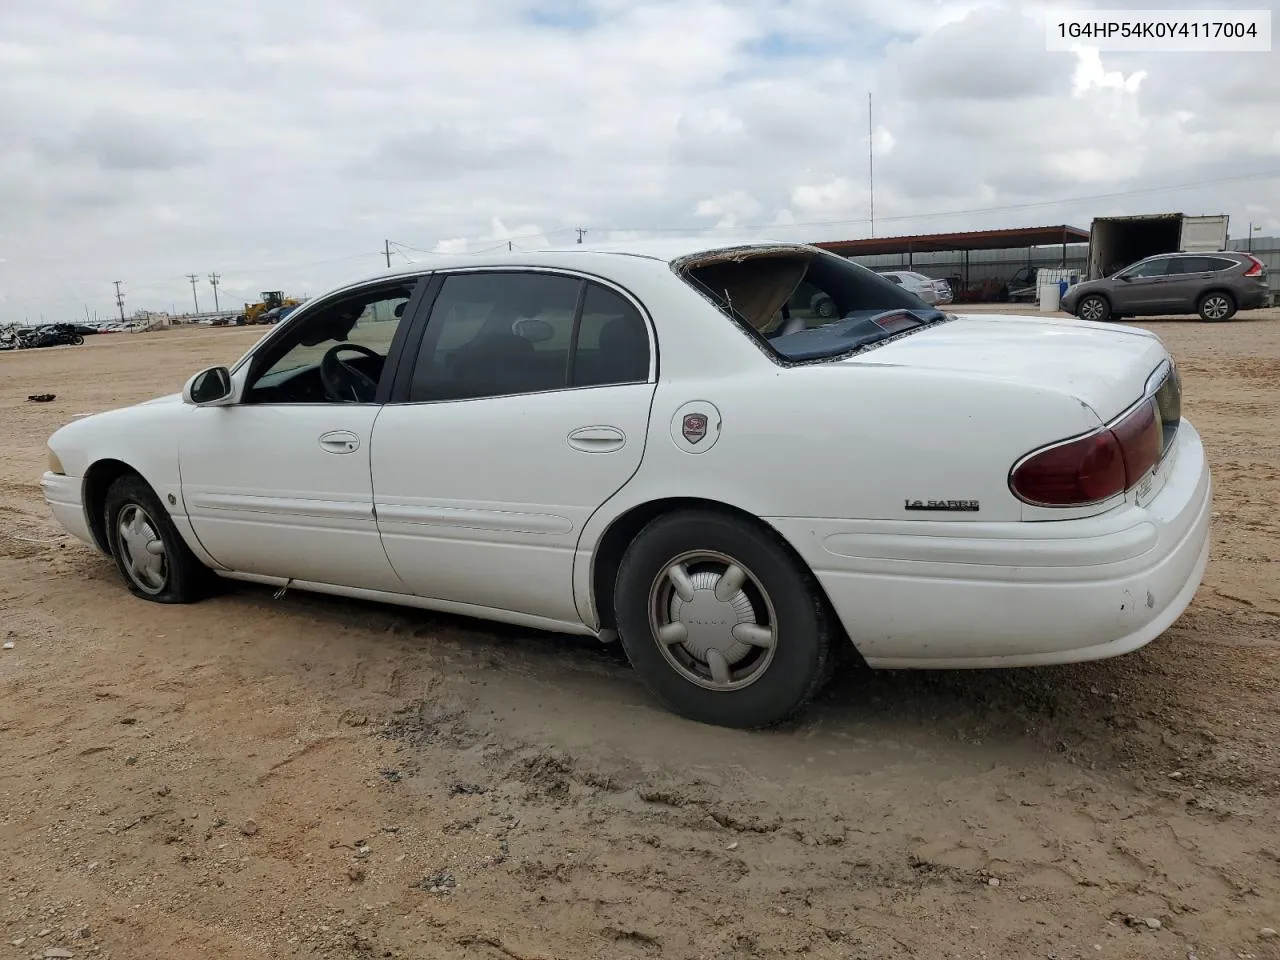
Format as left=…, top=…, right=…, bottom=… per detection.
left=682, top=413, right=709, bottom=444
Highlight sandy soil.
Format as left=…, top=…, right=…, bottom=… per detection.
left=2, top=311, right=1279, bottom=960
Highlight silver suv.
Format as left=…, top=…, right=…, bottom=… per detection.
left=1060, top=251, right=1270, bottom=323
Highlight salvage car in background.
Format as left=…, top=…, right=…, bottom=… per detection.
left=1060, top=250, right=1269, bottom=322
left=42, top=241, right=1212, bottom=728
left=877, top=269, right=953, bottom=305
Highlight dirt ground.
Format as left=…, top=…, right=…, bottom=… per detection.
left=2, top=307, right=1279, bottom=960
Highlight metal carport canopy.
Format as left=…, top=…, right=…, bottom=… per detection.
left=813, top=225, right=1090, bottom=257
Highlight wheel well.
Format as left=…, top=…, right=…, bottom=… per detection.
left=1197, top=288, right=1235, bottom=305
left=589, top=497, right=848, bottom=644
left=83, top=459, right=137, bottom=554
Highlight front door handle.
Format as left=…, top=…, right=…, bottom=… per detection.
left=319, top=430, right=361, bottom=454
left=567, top=425, right=625, bottom=453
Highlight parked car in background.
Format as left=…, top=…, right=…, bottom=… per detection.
left=877, top=270, right=953, bottom=306
left=1060, top=251, right=1269, bottom=323
left=42, top=240, right=1210, bottom=729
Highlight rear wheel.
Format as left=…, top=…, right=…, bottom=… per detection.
left=613, top=510, right=832, bottom=729
left=1197, top=291, right=1235, bottom=322
left=104, top=475, right=210, bottom=603
left=1076, top=295, right=1111, bottom=323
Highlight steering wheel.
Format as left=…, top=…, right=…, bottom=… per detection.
left=319, top=343, right=382, bottom=403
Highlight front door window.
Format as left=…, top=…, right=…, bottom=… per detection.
left=244, top=282, right=418, bottom=404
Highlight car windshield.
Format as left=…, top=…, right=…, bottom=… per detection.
left=677, top=246, right=948, bottom=362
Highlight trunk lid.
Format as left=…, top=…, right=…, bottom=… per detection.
left=846, top=313, right=1169, bottom=423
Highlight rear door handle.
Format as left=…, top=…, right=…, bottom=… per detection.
left=319, top=430, right=361, bottom=454
left=567, top=425, right=625, bottom=453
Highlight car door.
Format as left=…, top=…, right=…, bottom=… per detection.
left=1160, top=256, right=1215, bottom=313
left=1112, top=256, right=1174, bottom=312
left=370, top=269, right=656, bottom=627
left=179, top=278, right=426, bottom=592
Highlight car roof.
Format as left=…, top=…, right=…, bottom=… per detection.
left=1146, top=250, right=1239, bottom=259
left=348, top=237, right=820, bottom=287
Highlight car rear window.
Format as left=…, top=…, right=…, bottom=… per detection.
left=676, top=247, right=947, bottom=362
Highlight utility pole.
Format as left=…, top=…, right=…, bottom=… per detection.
left=208, top=272, right=221, bottom=313
left=384, top=239, right=392, bottom=268
left=576, top=227, right=587, bottom=244
left=868, top=92, right=875, bottom=239
left=113, top=281, right=126, bottom=322
left=84, top=304, right=90, bottom=323
left=187, top=273, right=200, bottom=314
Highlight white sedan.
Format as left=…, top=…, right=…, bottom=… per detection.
left=42, top=240, right=1212, bottom=728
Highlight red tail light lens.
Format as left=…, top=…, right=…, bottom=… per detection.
left=1010, top=398, right=1164, bottom=507
left=1242, top=255, right=1264, bottom=277
left=1112, top=398, right=1161, bottom=483
left=1010, top=430, right=1125, bottom=506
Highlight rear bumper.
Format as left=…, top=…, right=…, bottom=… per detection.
left=1238, top=285, right=1270, bottom=310
left=767, top=420, right=1212, bottom=668
left=40, top=472, right=97, bottom=549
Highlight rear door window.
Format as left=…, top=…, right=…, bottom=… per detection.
left=409, top=272, right=581, bottom=402
left=407, top=272, right=652, bottom=402
left=1167, top=257, right=1213, bottom=274
left=1125, top=258, right=1173, bottom=278
left=571, top=284, right=651, bottom=387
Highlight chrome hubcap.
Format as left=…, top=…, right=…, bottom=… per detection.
left=117, top=504, right=167, bottom=594
left=647, top=550, right=777, bottom=691
left=1204, top=296, right=1229, bottom=319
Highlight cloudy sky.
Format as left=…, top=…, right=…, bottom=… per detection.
left=1, top=0, right=1277, bottom=321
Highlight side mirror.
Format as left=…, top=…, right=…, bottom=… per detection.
left=183, top=366, right=234, bottom=406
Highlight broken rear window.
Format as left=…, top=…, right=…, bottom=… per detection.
left=674, top=246, right=948, bottom=362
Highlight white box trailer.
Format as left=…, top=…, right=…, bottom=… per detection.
left=1086, top=213, right=1229, bottom=279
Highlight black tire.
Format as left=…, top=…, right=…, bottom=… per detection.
left=104, top=474, right=210, bottom=603
left=72, top=334, right=85, bottom=345
left=1076, top=295, right=1111, bottom=323
left=613, top=509, right=833, bottom=729
left=1197, top=291, right=1235, bottom=322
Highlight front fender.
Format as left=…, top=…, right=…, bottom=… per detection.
left=46, top=403, right=221, bottom=568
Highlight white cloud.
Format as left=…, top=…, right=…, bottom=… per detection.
left=0, top=0, right=1277, bottom=320
left=432, top=238, right=470, bottom=255
left=1071, top=47, right=1147, bottom=95
left=694, top=191, right=763, bottom=229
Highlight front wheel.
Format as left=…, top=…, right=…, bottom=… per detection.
left=104, top=474, right=210, bottom=603
left=1197, top=291, right=1235, bottom=322
left=614, top=510, right=833, bottom=729
left=1076, top=295, right=1111, bottom=323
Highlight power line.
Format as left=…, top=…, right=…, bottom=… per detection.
left=387, top=241, right=418, bottom=264
left=19, top=168, right=1273, bottom=318
left=186, top=273, right=200, bottom=314
left=394, top=170, right=1280, bottom=256
left=208, top=272, right=221, bottom=313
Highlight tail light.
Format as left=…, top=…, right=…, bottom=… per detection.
left=1010, top=396, right=1166, bottom=507
left=1242, top=254, right=1265, bottom=277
